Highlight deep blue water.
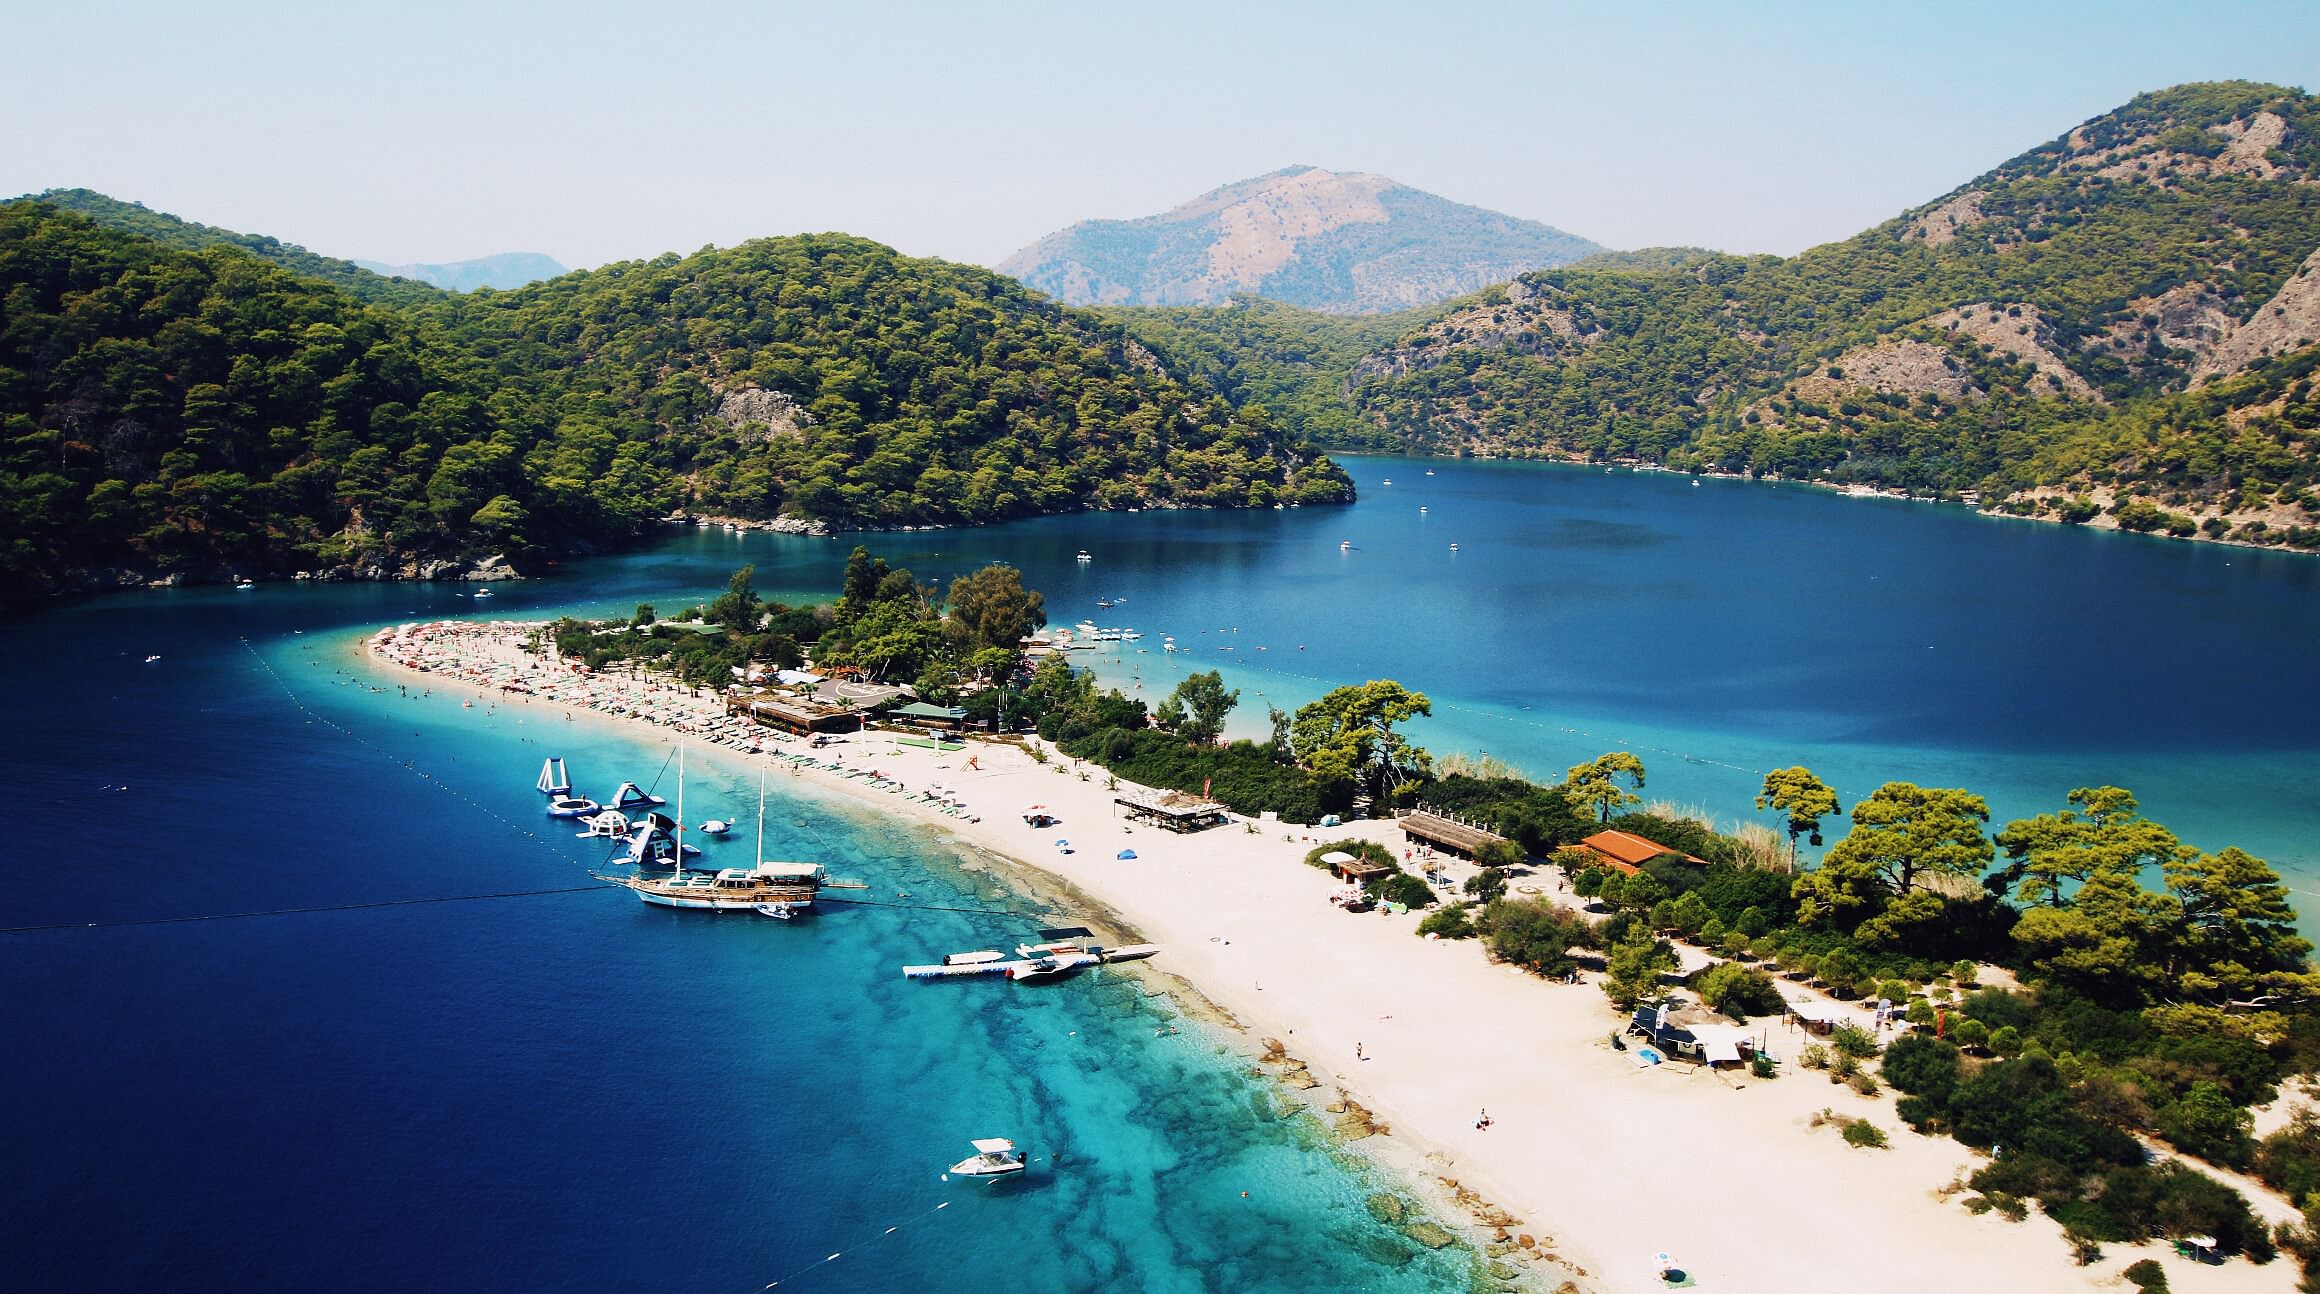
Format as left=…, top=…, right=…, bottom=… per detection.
left=7, top=455, right=2318, bottom=1289
left=0, top=586, right=1470, bottom=1291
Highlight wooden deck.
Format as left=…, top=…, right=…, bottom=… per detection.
left=1396, top=809, right=1509, bottom=858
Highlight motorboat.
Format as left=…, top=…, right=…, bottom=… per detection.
left=235, top=580, right=254, bottom=590
left=1339, top=540, right=1351, bottom=550
left=546, top=794, right=601, bottom=819
left=950, top=1138, right=1027, bottom=1177
left=754, top=902, right=797, bottom=920
left=1075, top=550, right=1092, bottom=563
left=1425, top=469, right=1435, bottom=476
left=473, top=587, right=493, bottom=598
left=1449, top=543, right=1459, bottom=551
left=607, top=781, right=666, bottom=812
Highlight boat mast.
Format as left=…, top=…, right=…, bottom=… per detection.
left=671, top=743, right=685, bottom=879
left=755, top=762, right=767, bottom=871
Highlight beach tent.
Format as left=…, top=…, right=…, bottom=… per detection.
left=1116, top=849, right=1137, bottom=860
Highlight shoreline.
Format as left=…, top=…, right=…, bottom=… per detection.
left=358, top=620, right=2300, bottom=1294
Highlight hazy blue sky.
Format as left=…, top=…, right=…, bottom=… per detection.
left=6, top=1, right=2315, bottom=270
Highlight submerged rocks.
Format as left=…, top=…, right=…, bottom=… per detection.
left=1364, top=1193, right=1406, bottom=1224
left=1401, top=1221, right=1456, bottom=1250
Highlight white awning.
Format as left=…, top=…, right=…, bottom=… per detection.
left=1785, top=998, right=1852, bottom=1026
left=1688, top=1023, right=1755, bottom=1064
left=970, top=1138, right=1015, bottom=1154
left=1320, top=851, right=1358, bottom=866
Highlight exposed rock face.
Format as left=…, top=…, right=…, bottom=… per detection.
left=712, top=386, right=812, bottom=440
left=998, top=166, right=1601, bottom=313
left=1928, top=303, right=2100, bottom=399
left=1350, top=279, right=1593, bottom=383
left=1792, top=339, right=1981, bottom=404
left=2196, top=245, right=2320, bottom=377
left=1907, top=190, right=1988, bottom=245
left=2085, top=283, right=2237, bottom=362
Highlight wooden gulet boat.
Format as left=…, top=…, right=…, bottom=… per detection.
left=615, top=749, right=827, bottom=913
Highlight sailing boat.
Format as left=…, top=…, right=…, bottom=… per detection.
left=618, top=751, right=824, bottom=912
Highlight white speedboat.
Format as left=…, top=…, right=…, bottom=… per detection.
left=754, top=902, right=798, bottom=920
left=473, top=587, right=493, bottom=599
left=950, top=1138, right=1027, bottom=1177
left=1075, top=550, right=1092, bottom=563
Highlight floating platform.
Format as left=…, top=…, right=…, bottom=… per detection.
left=902, top=943, right=1159, bottom=980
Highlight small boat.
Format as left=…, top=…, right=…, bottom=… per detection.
left=1075, top=550, right=1092, bottom=562
left=546, top=794, right=601, bottom=819
left=607, top=781, right=666, bottom=811
left=1382, top=478, right=1392, bottom=485
left=1420, top=506, right=1428, bottom=513
left=699, top=819, right=732, bottom=836
left=1096, top=599, right=1114, bottom=609
left=1449, top=543, right=1460, bottom=551
left=754, top=902, right=797, bottom=920
left=235, top=580, right=254, bottom=590
left=473, top=587, right=494, bottom=599
left=950, top=1138, right=1027, bottom=1178
left=1425, top=469, right=1435, bottom=476
left=944, top=949, right=1006, bottom=966
left=1339, top=540, right=1351, bottom=551
left=536, top=757, right=572, bottom=798
left=144, top=655, right=161, bottom=664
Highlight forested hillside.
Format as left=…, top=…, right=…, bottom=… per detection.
left=23, top=188, right=444, bottom=308
left=1118, top=83, right=2320, bottom=549
left=0, top=206, right=1350, bottom=606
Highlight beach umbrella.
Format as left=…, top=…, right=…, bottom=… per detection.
left=1116, top=849, right=1137, bottom=860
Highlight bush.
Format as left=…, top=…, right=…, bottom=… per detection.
left=2155, top=1081, right=2255, bottom=1168
left=1417, top=904, right=1477, bottom=940
left=1695, top=962, right=1786, bottom=1020
left=1830, top=1024, right=1881, bottom=1060
left=2121, top=1259, right=2167, bottom=1293
left=1372, top=872, right=1435, bottom=910
left=1800, top=1043, right=1831, bottom=1071
left=1752, top=1054, right=1778, bottom=1079
left=1482, top=899, right=1598, bottom=978
left=1851, top=1071, right=1881, bottom=1097
left=1880, top=1033, right=1962, bottom=1098
left=2255, top=1112, right=2320, bottom=1202
left=1843, top=1120, right=1889, bottom=1149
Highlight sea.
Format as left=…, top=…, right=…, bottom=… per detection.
left=5, top=454, right=2316, bottom=1289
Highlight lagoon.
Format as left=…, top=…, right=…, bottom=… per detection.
left=5, top=453, right=2317, bottom=1288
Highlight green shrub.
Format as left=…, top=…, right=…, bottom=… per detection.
left=1482, top=899, right=1599, bottom=978
left=1752, top=1054, right=1778, bottom=1079
left=1416, top=905, right=1477, bottom=940
left=1851, top=1071, right=1881, bottom=1097
left=1830, top=1024, right=1881, bottom=1060
left=1371, top=872, right=1435, bottom=910
left=2121, top=1259, right=2167, bottom=1293
left=1843, top=1120, right=1888, bottom=1149
left=1800, top=1043, right=1831, bottom=1071
left=1695, top=962, right=1786, bottom=1020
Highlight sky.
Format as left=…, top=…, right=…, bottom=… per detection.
left=5, top=1, right=2316, bottom=271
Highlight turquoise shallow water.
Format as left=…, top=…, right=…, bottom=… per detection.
left=0, top=587, right=1474, bottom=1290
left=6, top=454, right=2317, bottom=1288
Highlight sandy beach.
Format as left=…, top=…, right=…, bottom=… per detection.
left=366, top=619, right=2301, bottom=1294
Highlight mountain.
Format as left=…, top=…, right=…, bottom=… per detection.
left=352, top=251, right=567, bottom=292
left=1122, top=83, right=2320, bottom=549
left=0, top=204, right=1349, bottom=606
left=998, top=166, right=1602, bottom=314
left=16, top=188, right=442, bottom=307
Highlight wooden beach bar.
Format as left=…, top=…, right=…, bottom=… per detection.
left=1394, top=809, right=1510, bottom=860
left=1114, top=788, right=1228, bottom=833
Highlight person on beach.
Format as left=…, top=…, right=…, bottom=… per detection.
left=1355, top=1042, right=1364, bottom=1061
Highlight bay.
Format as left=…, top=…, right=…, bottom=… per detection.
left=7, top=450, right=2317, bottom=1289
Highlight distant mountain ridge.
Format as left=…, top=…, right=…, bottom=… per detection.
left=999, top=166, right=1601, bottom=314
left=1108, top=83, right=2320, bottom=551
left=352, top=252, right=567, bottom=292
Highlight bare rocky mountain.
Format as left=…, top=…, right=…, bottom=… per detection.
left=998, top=166, right=1601, bottom=314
